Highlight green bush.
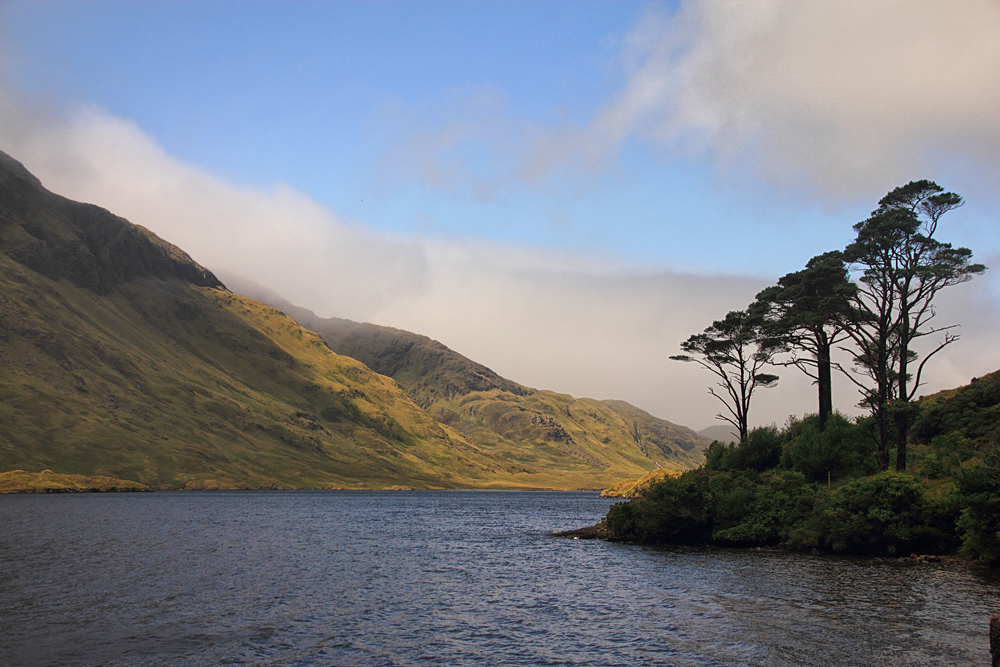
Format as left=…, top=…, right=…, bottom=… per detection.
left=780, top=414, right=876, bottom=482
left=816, top=471, right=953, bottom=555
left=710, top=470, right=815, bottom=546
left=921, top=452, right=947, bottom=479
left=703, top=440, right=735, bottom=471
left=704, top=425, right=784, bottom=472
left=605, top=471, right=713, bottom=544
left=604, top=399, right=995, bottom=561
left=954, top=462, right=1000, bottom=564
left=606, top=469, right=817, bottom=547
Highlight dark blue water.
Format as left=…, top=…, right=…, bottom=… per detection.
left=1, top=491, right=997, bottom=666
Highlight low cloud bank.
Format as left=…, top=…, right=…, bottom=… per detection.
left=1, top=97, right=997, bottom=431
left=0, top=100, right=430, bottom=321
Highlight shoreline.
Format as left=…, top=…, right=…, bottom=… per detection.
left=0, top=470, right=151, bottom=494
left=0, top=470, right=616, bottom=494
left=551, top=521, right=990, bottom=569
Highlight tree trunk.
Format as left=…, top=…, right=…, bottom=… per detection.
left=876, top=405, right=891, bottom=471
left=876, top=331, right=892, bottom=471
left=894, top=405, right=910, bottom=472
left=895, top=299, right=911, bottom=471
left=817, top=332, right=833, bottom=431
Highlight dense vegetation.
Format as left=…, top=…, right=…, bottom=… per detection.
left=605, top=370, right=1000, bottom=564
left=628, top=180, right=996, bottom=563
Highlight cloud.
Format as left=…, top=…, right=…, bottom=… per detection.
left=384, top=1, right=1000, bottom=201
left=0, top=98, right=430, bottom=321
left=380, top=242, right=1000, bottom=429
left=616, top=0, right=1000, bottom=196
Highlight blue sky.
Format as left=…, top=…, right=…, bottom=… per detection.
left=0, top=0, right=874, bottom=274
left=1, top=0, right=998, bottom=429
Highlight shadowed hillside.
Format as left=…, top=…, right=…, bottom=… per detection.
left=225, top=279, right=707, bottom=476
left=912, top=370, right=1000, bottom=448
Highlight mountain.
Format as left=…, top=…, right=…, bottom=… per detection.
left=0, top=150, right=703, bottom=489
left=225, top=280, right=708, bottom=477
left=697, top=425, right=739, bottom=445
left=0, top=151, right=509, bottom=489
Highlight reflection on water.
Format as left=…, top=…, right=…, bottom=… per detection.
left=0, top=491, right=997, bottom=666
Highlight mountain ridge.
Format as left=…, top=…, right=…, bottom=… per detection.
left=224, top=276, right=707, bottom=474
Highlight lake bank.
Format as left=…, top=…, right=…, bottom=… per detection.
left=0, top=470, right=150, bottom=493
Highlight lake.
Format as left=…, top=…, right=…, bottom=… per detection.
left=1, top=491, right=997, bottom=666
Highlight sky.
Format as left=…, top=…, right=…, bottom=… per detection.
left=1, top=0, right=998, bottom=431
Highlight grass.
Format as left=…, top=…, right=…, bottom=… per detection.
left=0, top=469, right=150, bottom=493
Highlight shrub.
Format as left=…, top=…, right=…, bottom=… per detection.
left=710, top=470, right=815, bottom=546
left=605, top=471, right=713, bottom=544
left=704, top=425, right=784, bottom=473
left=817, top=471, right=952, bottom=555
left=703, top=440, right=735, bottom=471
left=606, top=469, right=818, bottom=548
left=780, top=414, right=877, bottom=482
left=954, top=461, right=1000, bottom=564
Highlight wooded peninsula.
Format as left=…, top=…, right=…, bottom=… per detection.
left=597, top=182, right=1000, bottom=566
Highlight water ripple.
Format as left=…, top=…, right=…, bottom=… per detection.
left=1, top=491, right=997, bottom=666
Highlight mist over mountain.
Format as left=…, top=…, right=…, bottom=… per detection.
left=697, top=425, right=739, bottom=445
left=0, top=150, right=703, bottom=488
left=224, top=273, right=707, bottom=475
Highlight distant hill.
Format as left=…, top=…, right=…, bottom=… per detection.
left=225, top=279, right=707, bottom=477
left=697, top=425, right=739, bottom=445
left=0, top=150, right=702, bottom=489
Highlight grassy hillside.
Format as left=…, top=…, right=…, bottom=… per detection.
left=912, top=370, right=1000, bottom=447
left=239, top=298, right=707, bottom=479
left=0, top=251, right=517, bottom=489
left=0, top=150, right=556, bottom=489
left=0, top=149, right=701, bottom=489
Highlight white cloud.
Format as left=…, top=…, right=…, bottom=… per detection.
left=384, top=1, right=1000, bottom=202
left=0, top=100, right=430, bottom=321
left=595, top=0, right=1000, bottom=196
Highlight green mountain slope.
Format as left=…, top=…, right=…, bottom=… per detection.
left=0, top=151, right=530, bottom=489
left=0, top=149, right=702, bottom=489
left=232, top=293, right=707, bottom=477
